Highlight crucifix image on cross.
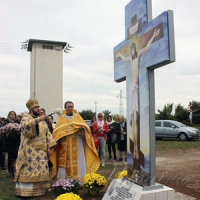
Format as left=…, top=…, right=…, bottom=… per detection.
left=187, top=102, right=198, bottom=124
left=114, top=0, right=175, bottom=187
left=115, top=26, right=162, bottom=161
left=115, top=25, right=164, bottom=184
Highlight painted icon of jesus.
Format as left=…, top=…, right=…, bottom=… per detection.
left=116, top=28, right=160, bottom=161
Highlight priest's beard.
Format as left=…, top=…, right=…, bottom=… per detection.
left=32, top=110, right=40, bottom=117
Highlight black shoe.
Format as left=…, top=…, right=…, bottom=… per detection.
left=117, top=158, right=123, bottom=162
left=114, top=155, right=117, bottom=160
left=2, top=166, right=6, bottom=170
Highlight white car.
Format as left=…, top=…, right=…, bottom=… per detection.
left=155, top=120, right=200, bottom=141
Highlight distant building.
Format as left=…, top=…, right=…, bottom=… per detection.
left=27, top=39, right=67, bottom=120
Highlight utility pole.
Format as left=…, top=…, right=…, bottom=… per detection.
left=117, top=90, right=126, bottom=115
left=95, top=101, right=98, bottom=114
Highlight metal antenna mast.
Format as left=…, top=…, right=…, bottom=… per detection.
left=117, top=90, right=126, bottom=115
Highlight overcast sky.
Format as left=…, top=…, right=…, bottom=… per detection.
left=0, top=0, right=199, bottom=117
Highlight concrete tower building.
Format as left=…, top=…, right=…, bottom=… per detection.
left=27, top=39, right=67, bottom=119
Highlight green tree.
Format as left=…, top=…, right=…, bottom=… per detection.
left=79, top=109, right=96, bottom=120
left=112, top=114, right=119, bottom=122
left=174, top=103, right=188, bottom=123
left=102, top=110, right=112, bottom=120
left=156, top=103, right=174, bottom=120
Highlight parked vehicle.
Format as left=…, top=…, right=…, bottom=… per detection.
left=155, top=120, right=200, bottom=141
left=84, top=120, right=91, bottom=126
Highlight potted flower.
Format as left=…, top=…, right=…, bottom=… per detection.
left=83, top=172, right=107, bottom=196
left=49, top=178, right=81, bottom=197
left=0, top=123, right=21, bottom=152
left=55, top=192, right=83, bottom=200
left=114, top=170, right=128, bottom=179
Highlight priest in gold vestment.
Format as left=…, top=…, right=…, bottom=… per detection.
left=50, top=101, right=100, bottom=179
left=14, top=99, right=56, bottom=197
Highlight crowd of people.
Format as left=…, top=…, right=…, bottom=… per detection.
left=91, top=113, right=127, bottom=166
left=0, top=108, right=55, bottom=175
left=0, top=98, right=127, bottom=198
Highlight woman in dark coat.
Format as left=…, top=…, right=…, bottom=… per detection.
left=4, top=111, right=20, bottom=175
left=106, top=115, right=118, bottom=160
left=116, top=115, right=127, bottom=162
left=89, top=115, right=96, bottom=135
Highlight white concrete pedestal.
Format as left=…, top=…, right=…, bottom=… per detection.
left=103, top=179, right=175, bottom=200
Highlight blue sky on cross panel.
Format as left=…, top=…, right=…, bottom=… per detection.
left=0, top=0, right=200, bottom=118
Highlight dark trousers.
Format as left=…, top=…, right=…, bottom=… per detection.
left=8, top=151, right=18, bottom=174
left=0, top=151, right=6, bottom=167
left=0, top=139, right=6, bottom=167
left=107, top=143, right=116, bottom=158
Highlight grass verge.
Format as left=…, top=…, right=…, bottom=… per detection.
left=156, top=138, right=200, bottom=151
left=0, top=161, right=126, bottom=200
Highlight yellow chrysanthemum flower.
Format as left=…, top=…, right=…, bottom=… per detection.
left=83, top=172, right=107, bottom=193
left=115, top=170, right=128, bottom=179
left=55, top=192, right=82, bottom=200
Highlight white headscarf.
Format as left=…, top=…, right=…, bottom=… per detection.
left=106, top=115, right=115, bottom=125
left=96, top=113, right=104, bottom=127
